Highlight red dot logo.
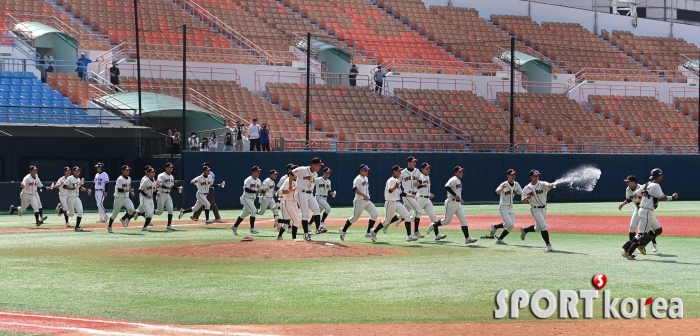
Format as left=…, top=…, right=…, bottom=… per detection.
left=591, top=273, right=607, bottom=290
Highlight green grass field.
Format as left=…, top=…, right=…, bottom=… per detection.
left=0, top=201, right=698, bottom=326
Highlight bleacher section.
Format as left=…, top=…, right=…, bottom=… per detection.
left=46, top=72, right=91, bottom=107
left=674, top=97, right=700, bottom=121
left=0, top=72, right=97, bottom=124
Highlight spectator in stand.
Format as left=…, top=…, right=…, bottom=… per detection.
left=200, top=137, right=210, bottom=151
left=76, top=52, right=92, bottom=82
left=41, top=51, right=54, bottom=84
left=171, top=130, right=181, bottom=154
left=188, top=132, right=199, bottom=151
left=234, top=121, right=245, bottom=152
left=260, top=123, right=271, bottom=151
left=373, top=65, right=388, bottom=93
left=248, top=118, right=261, bottom=151
left=209, top=131, right=218, bottom=151
left=349, top=64, right=359, bottom=87
left=109, top=61, right=120, bottom=92
left=223, top=132, right=234, bottom=152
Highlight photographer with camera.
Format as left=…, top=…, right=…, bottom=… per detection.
left=188, top=132, right=200, bottom=151
left=233, top=121, right=245, bottom=152
left=260, top=123, right=271, bottom=151
left=223, top=132, right=234, bottom=152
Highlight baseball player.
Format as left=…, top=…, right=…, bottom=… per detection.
left=622, top=169, right=677, bottom=260
left=155, top=162, right=182, bottom=230
left=93, top=162, right=109, bottom=223
left=232, top=166, right=262, bottom=235
left=107, top=165, right=136, bottom=233
left=520, top=169, right=558, bottom=251
left=400, top=156, right=422, bottom=237
left=54, top=167, right=72, bottom=227
left=618, top=175, right=659, bottom=254
left=292, top=157, right=324, bottom=237
left=314, top=167, right=335, bottom=233
left=370, top=165, right=417, bottom=242
left=138, top=167, right=158, bottom=231
left=339, top=164, right=378, bottom=241
left=483, top=169, right=522, bottom=245
left=414, top=162, right=444, bottom=240
left=133, top=165, right=153, bottom=223
left=179, top=166, right=223, bottom=224
left=427, top=166, right=478, bottom=244
left=277, top=170, right=300, bottom=240
left=10, top=166, right=53, bottom=226
left=63, top=166, right=91, bottom=232
left=276, top=164, right=296, bottom=232
left=191, top=162, right=224, bottom=223
left=258, top=170, right=280, bottom=228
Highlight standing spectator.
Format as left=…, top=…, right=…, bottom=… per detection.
left=109, top=61, right=120, bottom=92
left=209, top=131, right=218, bottom=151
left=41, top=51, right=54, bottom=84
left=188, top=132, right=199, bottom=151
left=260, top=123, right=271, bottom=151
left=76, top=52, right=92, bottom=82
left=172, top=130, right=181, bottom=154
left=248, top=118, right=261, bottom=151
left=223, top=132, right=234, bottom=152
left=373, top=65, right=388, bottom=93
left=234, top=121, right=245, bottom=152
left=349, top=64, right=359, bottom=87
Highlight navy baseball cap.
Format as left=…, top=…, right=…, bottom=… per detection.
left=251, top=166, right=261, bottom=172
left=311, top=157, right=324, bottom=165
left=146, top=167, right=155, bottom=173
left=72, top=166, right=81, bottom=171
left=406, top=156, right=417, bottom=162
left=269, top=169, right=278, bottom=175
left=421, top=162, right=431, bottom=169
left=649, top=168, right=662, bottom=179
left=322, top=167, right=332, bottom=173
left=202, top=162, right=211, bottom=167
left=95, top=162, right=104, bottom=168
left=453, top=166, right=464, bottom=173
left=143, top=165, right=152, bottom=171
left=121, top=165, right=131, bottom=171
left=392, top=165, right=402, bottom=171
left=202, top=166, right=211, bottom=172
left=286, top=163, right=294, bottom=170
left=506, top=169, right=517, bottom=176
left=29, top=165, right=38, bottom=171
left=624, top=175, right=637, bottom=182
left=359, top=164, right=369, bottom=171
left=164, top=162, right=174, bottom=168
left=63, top=166, right=71, bottom=172
left=529, top=169, right=541, bottom=177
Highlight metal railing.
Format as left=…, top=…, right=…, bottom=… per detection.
left=385, top=75, right=477, bottom=93
left=0, top=106, right=138, bottom=125
left=254, top=70, right=371, bottom=92
left=113, top=62, right=240, bottom=84
left=579, top=84, right=660, bottom=103
left=568, top=67, right=697, bottom=87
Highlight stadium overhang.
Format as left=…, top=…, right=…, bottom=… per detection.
left=11, top=21, right=78, bottom=49
left=295, top=38, right=351, bottom=63
left=498, top=51, right=552, bottom=73
left=682, top=59, right=698, bottom=73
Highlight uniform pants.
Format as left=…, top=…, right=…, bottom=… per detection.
left=111, top=197, right=135, bottom=219
left=156, top=193, right=173, bottom=215
left=297, top=191, right=320, bottom=221
left=282, top=200, right=300, bottom=227
left=139, top=197, right=154, bottom=218
left=499, top=205, right=516, bottom=231
left=348, top=199, right=378, bottom=224
left=628, top=207, right=641, bottom=233
left=19, top=192, right=41, bottom=213
left=192, top=188, right=220, bottom=219
left=530, top=207, right=548, bottom=231
left=443, top=199, right=467, bottom=226
left=193, top=192, right=211, bottom=212
left=316, top=196, right=331, bottom=214
left=59, top=195, right=69, bottom=211
left=95, top=190, right=107, bottom=221
left=417, top=196, right=437, bottom=222
left=279, top=200, right=288, bottom=220
left=402, top=196, right=419, bottom=221
left=257, top=196, right=279, bottom=216
left=382, top=200, right=410, bottom=224
left=67, top=196, right=83, bottom=217
left=637, top=208, right=661, bottom=233
left=239, top=195, right=257, bottom=218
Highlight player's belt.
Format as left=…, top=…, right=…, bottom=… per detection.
left=532, top=205, right=546, bottom=209
left=160, top=191, right=169, bottom=194
left=407, top=191, right=417, bottom=195
left=200, top=193, right=208, bottom=195
left=387, top=199, right=401, bottom=202
left=317, top=195, right=327, bottom=198
left=95, top=189, right=105, bottom=191
left=301, top=190, right=312, bottom=194
left=419, top=195, right=430, bottom=198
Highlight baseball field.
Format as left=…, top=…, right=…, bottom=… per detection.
left=0, top=201, right=698, bottom=335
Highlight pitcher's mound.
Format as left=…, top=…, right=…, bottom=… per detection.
left=123, top=241, right=405, bottom=259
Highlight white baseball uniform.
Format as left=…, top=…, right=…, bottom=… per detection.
left=347, top=174, right=378, bottom=223
left=65, top=175, right=84, bottom=217
left=135, top=175, right=149, bottom=214
left=400, top=168, right=421, bottom=220
left=637, top=182, right=664, bottom=233
left=522, top=181, right=554, bottom=231
left=442, top=176, right=467, bottom=226
left=191, top=174, right=213, bottom=211
left=156, top=172, right=176, bottom=215
left=111, top=175, right=135, bottom=219
left=416, top=173, right=437, bottom=222
left=139, top=176, right=157, bottom=219
left=277, top=173, right=290, bottom=220
left=496, top=181, right=523, bottom=231
left=257, top=177, right=279, bottom=217
left=56, top=175, right=70, bottom=212
left=280, top=178, right=300, bottom=227
left=381, top=176, right=411, bottom=225
left=239, top=175, right=261, bottom=218
left=625, top=184, right=644, bottom=233
left=315, top=177, right=332, bottom=214
left=94, top=171, right=109, bottom=221
left=292, top=166, right=320, bottom=221
left=19, top=174, right=44, bottom=214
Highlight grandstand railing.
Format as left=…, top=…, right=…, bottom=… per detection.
left=486, top=80, right=541, bottom=100
left=669, top=86, right=700, bottom=101
left=384, top=75, right=476, bottom=93
left=254, top=70, right=371, bottom=92
left=113, top=63, right=240, bottom=84
left=568, top=67, right=695, bottom=87
left=579, top=84, right=660, bottom=103
left=0, top=106, right=138, bottom=125
left=378, top=58, right=522, bottom=79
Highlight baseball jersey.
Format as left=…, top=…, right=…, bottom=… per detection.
left=497, top=181, right=523, bottom=206
left=417, top=174, right=431, bottom=197
left=261, top=177, right=276, bottom=197
left=22, top=174, right=44, bottom=194
left=56, top=175, right=69, bottom=196
left=280, top=178, right=297, bottom=202
left=94, top=172, right=108, bottom=191
left=277, top=174, right=290, bottom=197
left=114, top=175, right=132, bottom=198
left=522, top=181, right=554, bottom=207
left=157, top=172, right=175, bottom=193
left=315, top=177, right=331, bottom=197
left=384, top=176, right=402, bottom=201
left=139, top=177, right=157, bottom=199
left=64, top=175, right=83, bottom=197
left=353, top=175, right=370, bottom=201
left=640, top=182, right=665, bottom=210
left=242, top=176, right=262, bottom=199
left=292, top=166, right=317, bottom=192
left=445, top=176, right=462, bottom=199
left=625, top=184, right=644, bottom=206
left=191, top=174, right=213, bottom=194
left=400, top=168, right=421, bottom=194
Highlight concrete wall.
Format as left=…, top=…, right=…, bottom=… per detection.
left=571, top=81, right=700, bottom=104
left=383, top=72, right=529, bottom=99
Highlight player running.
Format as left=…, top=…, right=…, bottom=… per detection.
left=400, top=156, right=422, bottom=238
left=483, top=169, right=522, bottom=245
left=107, top=165, right=136, bottom=233
left=520, top=169, right=558, bottom=251
left=179, top=166, right=224, bottom=224
left=232, top=166, right=262, bottom=235
left=258, top=170, right=280, bottom=229
left=339, top=164, right=378, bottom=241
left=10, top=166, right=53, bottom=226
left=63, top=166, right=91, bottom=232
left=276, top=164, right=297, bottom=233
left=370, top=165, right=417, bottom=242
left=427, top=166, right=478, bottom=245
left=138, top=167, right=157, bottom=231
left=314, top=167, right=335, bottom=234
left=277, top=170, right=300, bottom=240
left=618, top=175, right=659, bottom=254
left=416, top=162, right=444, bottom=240
left=93, top=162, right=109, bottom=223
left=292, top=158, right=324, bottom=240
left=155, top=162, right=182, bottom=230
left=55, top=167, right=72, bottom=227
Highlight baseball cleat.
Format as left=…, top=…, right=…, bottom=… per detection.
left=133, top=212, right=140, bottom=220
left=621, top=251, right=636, bottom=260
left=41, top=216, right=47, bottom=223
left=107, top=227, right=113, bottom=233
left=315, top=229, right=322, bottom=234
left=481, top=234, right=495, bottom=239
left=406, top=235, right=418, bottom=242
left=364, top=232, right=372, bottom=238
left=488, top=223, right=497, bottom=238
left=426, top=223, right=434, bottom=235
left=214, top=219, right=225, bottom=223
left=465, top=237, right=478, bottom=244
left=9, top=205, right=16, bottom=215
left=304, top=233, right=313, bottom=241
left=205, top=219, right=214, bottom=225
left=339, top=229, right=346, bottom=241
left=546, top=244, right=553, bottom=252
left=147, top=221, right=153, bottom=226
left=231, top=225, right=238, bottom=235
left=653, top=243, right=659, bottom=253
left=190, top=216, right=198, bottom=222
left=250, top=228, right=259, bottom=234
left=276, top=236, right=283, bottom=241
left=55, top=203, right=62, bottom=216
left=65, top=223, right=71, bottom=228
left=141, top=227, right=149, bottom=231
left=382, top=223, right=389, bottom=234
left=637, top=245, right=647, bottom=255
left=178, top=209, right=184, bottom=219
left=120, top=218, right=128, bottom=227
left=74, top=227, right=83, bottom=232
left=414, top=231, right=425, bottom=239
left=369, top=231, right=377, bottom=242
left=166, top=225, right=175, bottom=231
left=520, top=227, right=527, bottom=241
left=35, top=221, right=42, bottom=227
left=495, top=239, right=508, bottom=245
left=435, top=234, right=447, bottom=241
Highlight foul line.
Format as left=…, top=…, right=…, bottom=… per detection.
left=0, top=321, right=150, bottom=336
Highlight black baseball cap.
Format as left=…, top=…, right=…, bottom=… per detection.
left=406, top=156, right=417, bottom=162
left=146, top=167, right=155, bottom=173
left=649, top=168, right=662, bottom=179
left=72, top=166, right=81, bottom=171
left=311, top=157, right=324, bottom=165
left=164, top=162, right=174, bottom=168
left=421, top=162, right=431, bottom=169
left=251, top=166, right=261, bottom=172
left=392, top=165, right=402, bottom=171
left=63, top=166, right=70, bottom=172
left=506, top=169, right=517, bottom=176
left=624, top=175, right=637, bottom=183
left=529, top=169, right=541, bottom=177
left=202, top=162, right=211, bottom=167
left=286, top=163, right=294, bottom=170
left=143, top=165, right=152, bottom=171
left=289, top=165, right=298, bottom=171
left=202, top=166, right=211, bottom=172
left=29, top=165, right=38, bottom=171
left=95, top=162, right=104, bottom=168
left=121, top=165, right=131, bottom=171
left=269, top=169, right=278, bottom=175
left=359, top=164, right=369, bottom=171
left=322, top=167, right=332, bottom=173
left=453, top=166, right=464, bottom=173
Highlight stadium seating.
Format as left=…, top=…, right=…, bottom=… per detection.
left=0, top=72, right=97, bottom=124
left=589, top=95, right=698, bottom=153
left=674, top=97, right=700, bottom=121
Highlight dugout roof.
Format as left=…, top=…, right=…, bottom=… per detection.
left=11, top=22, right=78, bottom=49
